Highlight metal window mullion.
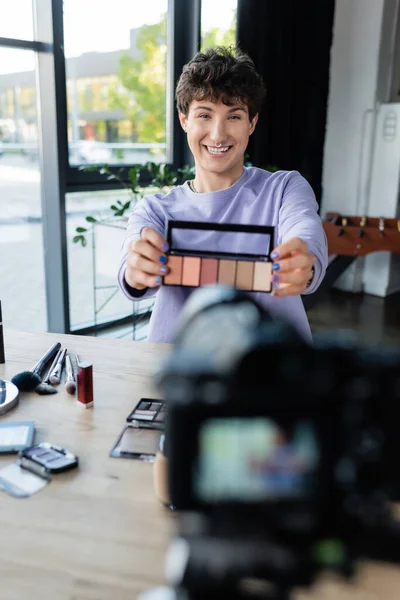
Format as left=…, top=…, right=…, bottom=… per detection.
left=33, top=0, right=70, bottom=333
left=169, top=0, right=201, bottom=169
left=0, top=36, right=51, bottom=52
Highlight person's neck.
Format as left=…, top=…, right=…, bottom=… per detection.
left=193, top=167, right=245, bottom=193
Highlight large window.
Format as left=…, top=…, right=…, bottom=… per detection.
left=0, top=46, right=46, bottom=332
left=0, top=0, right=34, bottom=40
left=0, top=1, right=205, bottom=335
left=201, top=0, right=237, bottom=50
left=63, top=0, right=168, bottom=166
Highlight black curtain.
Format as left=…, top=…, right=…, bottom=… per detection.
left=237, top=0, right=335, bottom=204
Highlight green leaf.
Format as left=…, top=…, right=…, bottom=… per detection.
left=110, top=205, right=118, bottom=211
left=86, top=216, right=97, bottom=223
left=78, top=165, right=98, bottom=172
left=76, top=227, right=87, bottom=233
left=72, top=234, right=87, bottom=247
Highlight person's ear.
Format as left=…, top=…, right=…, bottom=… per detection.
left=178, top=110, right=188, bottom=132
left=249, top=113, right=259, bottom=135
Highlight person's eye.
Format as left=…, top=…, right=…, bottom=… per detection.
left=198, top=114, right=210, bottom=119
left=229, top=115, right=241, bottom=120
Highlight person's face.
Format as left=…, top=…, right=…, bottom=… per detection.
left=178, top=100, right=258, bottom=180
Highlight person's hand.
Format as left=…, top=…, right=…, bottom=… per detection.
left=270, top=237, right=316, bottom=297
left=125, top=227, right=169, bottom=290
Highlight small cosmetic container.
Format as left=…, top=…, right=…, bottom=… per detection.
left=77, top=361, right=93, bottom=408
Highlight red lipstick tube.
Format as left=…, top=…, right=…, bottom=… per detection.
left=77, top=361, right=93, bottom=408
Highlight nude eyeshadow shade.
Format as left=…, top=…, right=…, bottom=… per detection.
left=162, top=220, right=275, bottom=293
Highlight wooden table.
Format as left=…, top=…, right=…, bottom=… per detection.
left=1, top=331, right=400, bottom=600
left=0, top=330, right=172, bottom=600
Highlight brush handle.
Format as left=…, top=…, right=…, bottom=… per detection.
left=49, top=348, right=67, bottom=382
left=43, top=349, right=62, bottom=383
left=31, top=342, right=61, bottom=377
left=65, top=354, right=75, bottom=382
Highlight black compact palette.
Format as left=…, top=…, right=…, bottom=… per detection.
left=19, top=443, right=79, bottom=475
left=110, top=399, right=166, bottom=461
left=126, top=398, right=166, bottom=430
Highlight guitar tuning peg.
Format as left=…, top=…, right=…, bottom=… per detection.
left=379, top=217, right=385, bottom=238
left=359, top=216, right=367, bottom=238
left=338, top=217, right=347, bottom=237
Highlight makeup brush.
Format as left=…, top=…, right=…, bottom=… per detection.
left=65, top=353, right=77, bottom=395
left=49, top=348, right=67, bottom=385
left=35, top=348, right=62, bottom=395
left=11, top=342, right=61, bottom=392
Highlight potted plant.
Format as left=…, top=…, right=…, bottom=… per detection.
left=73, top=161, right=195, bottom=247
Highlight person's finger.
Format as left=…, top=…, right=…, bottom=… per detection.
left=141, top=227, right=169, bottom=253
left=125, top=267, right=162, bottom=290
left=271, top=253, right=313, bottom=274
left=271, top=282, right=304, bottom=298
left=131, top=238, right=168, bottom=266
left=126, top=253, right=169, bottom=277
left=271, top=237, right=308, bottom=260
left=272, top=267, right=311, bottom=286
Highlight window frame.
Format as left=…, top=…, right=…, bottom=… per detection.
left=55, top=0, right=201, bottom=193
left=0, top=0, right=203, bottom=334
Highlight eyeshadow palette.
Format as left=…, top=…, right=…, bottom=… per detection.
left=110, top=398, right=166, bottom=461
left=163, top=221, right=275, bottom=293
left=126, top=398, right=166, bottom=431
left=19, top=443, right=79, bottom=474
left=110, top=426, right=162, bottom=461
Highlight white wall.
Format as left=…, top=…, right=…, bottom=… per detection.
left=321, top=0, right=386, bottom=292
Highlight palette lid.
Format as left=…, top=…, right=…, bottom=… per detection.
left=167, top=220, right=275, bottom=259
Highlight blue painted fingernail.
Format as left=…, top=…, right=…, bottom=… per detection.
left=159, top=255, right=167, bottom=264
left=272, top=274, right=279, bottom=282
left=155, top=276, right=161, bottom=284
left=162, top=243, right=169, bottom=252
left=272, top=263, right=280, bottom=271
left=160, top=266, right=168, bottom=274
left=271, top=251, right=279, bottom=259
left=272, top=281, right=279, bottom=289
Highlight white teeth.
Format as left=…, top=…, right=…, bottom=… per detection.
left=207, top=146, right=229, bottom=154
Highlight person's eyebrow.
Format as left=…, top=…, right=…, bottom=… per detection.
left=227, top=106, right=247, bottom=113
left=192, top=105, right=214, bottom=111
left=192, top=105, right=247, bottom=113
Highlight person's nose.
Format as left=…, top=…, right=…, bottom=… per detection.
left=209, top=118, right=227, bottom=145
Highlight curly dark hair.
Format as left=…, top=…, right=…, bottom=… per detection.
left=175, top=46, right=266, bottom=121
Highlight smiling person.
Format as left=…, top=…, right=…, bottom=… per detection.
left=118, top=46, right=328, bottom=343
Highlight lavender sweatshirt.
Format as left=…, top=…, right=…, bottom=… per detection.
left=118, top=167, right=328, bottom=343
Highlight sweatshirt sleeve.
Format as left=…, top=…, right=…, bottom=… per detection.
left=277, top=172, right=328, bottom=295
left=118, top=194, right=166, bottom=302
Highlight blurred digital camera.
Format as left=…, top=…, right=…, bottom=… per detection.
left=155, top=286, right=400, bottom=599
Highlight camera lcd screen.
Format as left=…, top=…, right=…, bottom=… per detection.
left=195, top=417, right=319, bottom=502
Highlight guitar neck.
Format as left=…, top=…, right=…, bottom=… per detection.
left=323, top=213, right=400, bottom=256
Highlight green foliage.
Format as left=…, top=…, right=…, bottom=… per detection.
left=109, top=13, right=167, bottom=144
left=73, top=161, right=194, bottom=246
left=201, top=10, right=237, bottom=50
